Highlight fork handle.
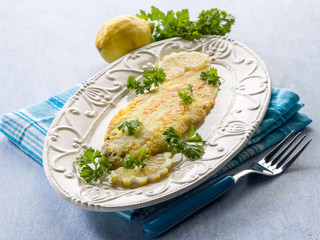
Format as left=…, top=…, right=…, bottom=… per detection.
left=143, top=175, right=236, bottom=237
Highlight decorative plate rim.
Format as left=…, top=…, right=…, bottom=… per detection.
left=43, top=35, right=271, bottom=211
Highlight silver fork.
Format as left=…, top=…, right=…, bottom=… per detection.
left=143, top=131, right=312, bottom=238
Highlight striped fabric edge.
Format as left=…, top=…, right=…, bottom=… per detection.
left=1, top=115, right=44, bottom=151
left=14, top=110, right=48, bottom=136
left=0, top=123, right=43, bottom=163
left=0, top=115, right=44, bottom=161
left=0, top=106, right=60, bottom=163
left=252, top=88, right=300, bottom=136
left=248, top=103, right=304, bottom=146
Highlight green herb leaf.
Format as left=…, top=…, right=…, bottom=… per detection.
left=178, top=84, right=196, bottom=104
left=99, top=155, right=112, bottom=171
left=196, top=9, right=235, bottom=36
left=137, top=6, right=235, bottom=42
left=200, top=67, right=222, bottom=86
left=136, top=10, right=149, bottom=21
left=118, top=119, right=143, bottom=136
left=123, top=148, right=150, bottom=169
left=127, top=67, right=166, bottom=95
left=74, top=147, right=112, bottom=184
left=163, top=125, right=206, bottom=159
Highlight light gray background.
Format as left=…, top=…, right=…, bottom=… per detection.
left=0, top=1, right=319, bottom=239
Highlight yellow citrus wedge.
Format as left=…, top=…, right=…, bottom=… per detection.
left=157, top=51, right=209, bottom=79
left=111, top=152, right=173, bottom=187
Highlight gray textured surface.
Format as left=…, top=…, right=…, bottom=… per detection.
left=0, top=1, right=319, bottom=239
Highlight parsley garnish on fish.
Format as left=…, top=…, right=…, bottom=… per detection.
left=118, top=119, right=143, bottom=136
left=123, top=148, right=150, bottom=169
left=163, top=125, right=206, bottom=159
left=200, top=67, right=222, bottom=86
left=178, top=84, right=196, bottom=104
left=137, top=6, right=235, bottom=42
left=74, top=148, right=112, bottom=184
left=127, top=66, right=166, bottom=95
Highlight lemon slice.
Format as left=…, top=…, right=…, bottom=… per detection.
left=157, top=51, right=209, bottom=79
left=111, top=152, right=173, bottom=187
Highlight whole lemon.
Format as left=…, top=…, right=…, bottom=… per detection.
left=95, top=15, right=154, bottom=63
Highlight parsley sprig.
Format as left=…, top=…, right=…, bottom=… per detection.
left=137, top=6, right=235, bottom=42
left=178, top=84, right=196, bottom=104
left=163, top=125, right=206, bottom=159
left=200, top=67, right=222, bottom=86
left=74, top=147, right=112, bottom=184
left=118, top=119, right=143, bottom=136
left=127, top=66, right=166, bottom=95
left=197, top=9, right=235, bottom=37
left=124, top=148, right=150, bottom=169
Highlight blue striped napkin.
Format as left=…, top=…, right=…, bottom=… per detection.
left=0, top=87, right=312, bottom=221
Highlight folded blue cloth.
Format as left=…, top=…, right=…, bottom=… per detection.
left=0, top=87, right=312, bottom=221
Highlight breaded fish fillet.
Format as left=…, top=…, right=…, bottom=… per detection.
left=102, top=61, right=219, bottom=168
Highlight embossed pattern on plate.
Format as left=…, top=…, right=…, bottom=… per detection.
left=43, top=36, right=271, bottom=211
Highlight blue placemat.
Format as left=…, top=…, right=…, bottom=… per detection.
left=0, top=87, right=312, bottom=220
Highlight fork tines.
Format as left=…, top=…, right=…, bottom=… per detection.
left=263, top=131, right=312, bottom=170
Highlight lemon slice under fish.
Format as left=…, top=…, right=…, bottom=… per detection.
left=157, top=51, right=209, bottom=79
left=111, top=152, right=173, bottom=187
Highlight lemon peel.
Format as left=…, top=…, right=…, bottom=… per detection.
left=95, top=15, right=154, bottom=63
left=111, top=152, right=173, bottom=187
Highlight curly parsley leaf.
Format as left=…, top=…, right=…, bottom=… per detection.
left=196, top=9, right=235, bottom=36
left=118, top=119, right=143, bottom=136
left=127, top=66, right=166, bottom=95
left=74, top=147, right=112, bottom=184
left=127, top=76, right=144, bottom=95
left=200, top=67, right=222, bottom=86
left=137, top=6, right=235, bottom=42
left=163, top=125, right=206, bottom=159
left=178, top=84, right=196, bottom=104
left=124, top=148, right=150, bottom=169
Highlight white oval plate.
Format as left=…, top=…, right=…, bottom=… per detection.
left=43, top=36, right=271, bottom=212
